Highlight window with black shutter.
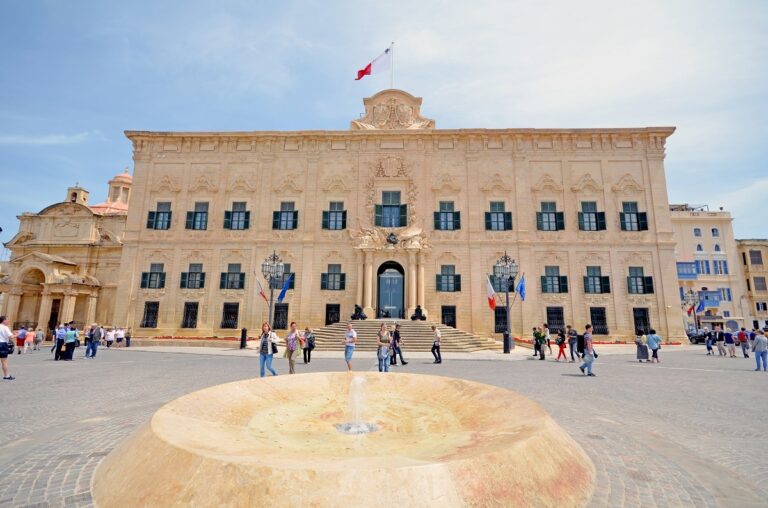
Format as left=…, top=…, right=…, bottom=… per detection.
left=273, top=202, right=298, bottom=230
left=578, top=201, right=606, bottom=231
left=537, top=202, right=564, bottom=231
left=140, top=263, right=166, bottom=289
left=628, top=267, right=654, bottom=294
left=376, top=191, right=406, bottom=227
left=321, top=264, right=345, bottom=290
left=322, top=201, right=347, bottom=230
left=180, top=263, right=205, bottom=289
left=485, top=201, right=511, bottom=231
left=220, top=264, right=245, bottom=290
left=620, top=202, right=648, bottom=231
left=224, top=202, right=250, bottom=230
left=436, top=265, right=461, bottom=292
left=181, top=302, right=199, bottom=328
left=434, top=201, right=461, bottom=231
left=147, top=202, right=172, bottom=230
left=186, top=202, right=209, bottom=230
left=584, top=266, right=609, bottom=294
left=220, top=302, right=239, bottom=329
left=541, top=266, right=567, bottom=293
left=140, top=302, right=159, bottom=328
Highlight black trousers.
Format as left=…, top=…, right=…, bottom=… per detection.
left=54, top=339, right=65, bottom=360
left=390, top=346, right=406, bottom=365
left=431, top=344, right=442, bottom=362
left=64, top=342, right=75, bottom=360
left=303, top=347, right=312, bottom=363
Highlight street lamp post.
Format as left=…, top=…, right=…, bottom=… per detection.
left=683, top=289, right=700, bottom=332
left=493, top=251, right=520, bottom=354
left=261, top=251, right=285, bottom=328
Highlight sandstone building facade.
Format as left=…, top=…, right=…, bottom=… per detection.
left=736, top=239, right=768, bottom=330
left=105, top=89, right=685, bottom=340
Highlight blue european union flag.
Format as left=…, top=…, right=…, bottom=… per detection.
left=515, top=274, right=526, bottom=302
left=695, top=300, right=705, bottom=314
left=277, top=274, right=293, bottom=303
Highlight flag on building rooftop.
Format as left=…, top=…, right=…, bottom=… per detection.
left=355, top=44, right=392, bottom=81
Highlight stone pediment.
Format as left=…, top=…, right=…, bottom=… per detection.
left=10, top=252, right=77, bottom=266
left=37, top=201, right=94, bottom=217
left=570, top=174, right=603, bottom=193
left=351, top=89, right=435, bottom=130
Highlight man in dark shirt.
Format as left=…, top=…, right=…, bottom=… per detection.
left=566, top=325, right=579, bottom=362
left=389, top=324, right=407, bottom=366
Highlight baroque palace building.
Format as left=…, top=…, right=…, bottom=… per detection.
left=112, top=89, right=684, bottom=340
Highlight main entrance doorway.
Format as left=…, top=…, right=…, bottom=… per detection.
left=377, top=261, right=405, bottom=319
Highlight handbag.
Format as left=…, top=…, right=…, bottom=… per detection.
left=593, top=349, right=598, bottom=359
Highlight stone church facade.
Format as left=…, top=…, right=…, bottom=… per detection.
left=108, top=89, right=684, bottom=340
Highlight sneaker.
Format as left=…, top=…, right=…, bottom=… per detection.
left=579, top=366, right=585, bottom=374
left=588, top=373, right=596, bottom=377
left=402, top=362, right=408, bottom=365
left=3, top=376, right=15, bottom=380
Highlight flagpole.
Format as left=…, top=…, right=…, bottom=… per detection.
left=390, top=41, right=394, bottom=89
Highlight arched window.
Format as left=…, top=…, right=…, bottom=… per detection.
left=711, top=228, right=720, bottom=237
left=696, top=244, right=703, bottom=252
left=693, top=228, right=701, bottom=237
left=714, top=244, right=721, bottom=252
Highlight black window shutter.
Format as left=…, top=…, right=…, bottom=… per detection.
left=583, top=276, right=589, bottom=293
left=220, top=273, right=227, bottom=289
left=435, top=274, right=442, bottom=291
left=638, top=212, right=648, bottom=231
left=619, top=212, right=627, bottom=231
left=239, top=273, right=246, bottom=289
left=140, top=272, right=149, bottom=288
left=434, top=211, right=441, bottom=230
left=559, top=276, right=569, bottom=293
left=199, top=272, right=206, bottom=288
left=536, top=212, right=544, bottom=231
left=601, top=276, right=611, bottom=293
left=339, top=273, right=346, bottom=290
left=504, top=212, right=513, bottom=230
left=180, top=272, right=188, bottom=288
left=374, top=204, right=383, bottom=227
left=341, top=210, right=347, bottom=229
left=158, top=273, right=166, bottom=289
left=243, top=211, right=250, bottom=229
left=540, top=275, right=547, bottom=292
left=321, top=211, right=330, bottom=229
left=596, top=212, right=606, bottom=231
left=485, top=212, right=492, bottom=230
left=166, top=211, right=172, bottom=227
left=644, top=276, right=654, bottom=294
left=627, top=276, right=632, bottom=292
left=454, top=211, right=461, bottom=230
left=292, top=211, right=299, bottom=229
left=455, top=274, right=461, bottom=291
left=185, top=211, right=194, bottom=229
left=223, top=211, right=232, bottom=229
left=320, top=273, right=328, bottom=290
left=146, top=211, right=156, bottom=229
left=555, top=212, right=565, bottom=230
left=578, top=212, right=585, bottom=231
left=399, top=204, right=408, bottom=226
left=272, top=211, right=280, bottom=229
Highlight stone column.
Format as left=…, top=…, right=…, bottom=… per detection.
left=60, top=290, right=77, bottom=324
left=36, top=291, right=53, bottom=331
left=85, top=293, right=98, bottom=327
left=408, top=250, right=417, bottom=317
left=355, top=251, right=364, bottom=308
left=4, top=289, right=22, bottom=322
left=417, top=253, right=426, bottom=317
left=363, top=251, right=374, bottom=317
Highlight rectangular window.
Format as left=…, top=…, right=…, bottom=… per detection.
left=755, top=277, right=767, bottom=292
left=485, top=201, right=512, bottom=231
left=325, top=304, right=341, bottom=326
left=590, top=307, right=609, bottom=335
left=750, top=250, right=764, bottom=265
left=723, top=311, right=730, bottom=317
left=378, top=191, right=405, bottom=227
left=220, top=263, right=245, bottom=290
left=181, top=302, right=199, bottom=328
left=546, top=307, right=565, bottom=331
left=180, top=263, right=206, bottom=289
left=538, top=202, right=558, bottom=231
left=147, top=202, right=172, bottom=230
left=273, top=201, right=298, bottom=230
left=225, top=202, right=250, bottom=230
left=280, top=263, right=296, bottom=290
left=140, top=302, right=159, bottom=328
left=321, top=264, right=346, bottom=291
left=436, top=265, right=461, bottom=292
left=494, top=307, right=508, bottom=333
left=323, top=201, right=347, bottom=230
left=441, top=306, right=457, bottom=328
left=757, top=302, right=767, bottom=312
left=220, top=303, right=239, bottom=329
left=632, top=307, right=651, bottom=335
left=185, top=202, right=209, bottom=230
left=583, top=266, right=609, bottom=294
left=620, top=202, right=648, bottom=231
left=713, top=260, right=729, bottom=275
left=578, top=201, right=599, bottom=231
left=541, top=266, right=567, bottom=294
left=695, top=260, right=711, bottom=275
left=627, top=267, right=654, bottom=294
left=140, top=263, right=166, bottom=289
left=435, top=201, right=461, bottom=231
left=273, top=303, right=289, bottom=330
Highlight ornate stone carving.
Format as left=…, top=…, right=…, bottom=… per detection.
left=54, top=221, right=80, bottom=238
left=350, top=90, right=435, bottom=130
left=612, top=174, right=644, bottom=194
left=479, top=173, right=512, bottom=193
left=5, top=231, right=35, bottom=247
left=570, top=173, right=603, bottom=193
left=272, top=178, right=303, bottom=195
left=227, top=172, right=257, bottom=192
left=431, top=172, right=462, bottom=193
left=373, top=156, right=407, bottom=178
left=189, top=172, right=219, bottom=193
left=532, top=174, right=564, bottom=193
left=321, top=174, right=352, bottom=193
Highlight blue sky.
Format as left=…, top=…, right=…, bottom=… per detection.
left=1, top=0, right=766, bottom=248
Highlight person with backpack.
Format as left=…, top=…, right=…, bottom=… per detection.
left=646, top=329, right=662, bottom=363
left=33, top=328, right=44, bottom=351
left=302, top=327, right=315, bottom=364
left=579, top=324, right=596, bottom=377
left=737, top=327, right=750, bottom=359
left=16, top=326, right=27, bottom=355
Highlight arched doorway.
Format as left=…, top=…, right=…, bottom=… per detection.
left=17, top=268, right=45, bottom=329
left=377, top=261, right=404, bottom=319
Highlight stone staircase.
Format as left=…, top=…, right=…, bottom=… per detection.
left=311, top=319, right=503, bottom=353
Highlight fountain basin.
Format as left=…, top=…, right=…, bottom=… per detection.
left=93, top=372, right=594, bottom=507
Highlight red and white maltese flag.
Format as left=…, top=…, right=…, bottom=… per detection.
left=355, top=45, right=392, bottom=80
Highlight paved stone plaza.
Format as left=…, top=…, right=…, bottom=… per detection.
left=0, top=345, right=765, bottom=507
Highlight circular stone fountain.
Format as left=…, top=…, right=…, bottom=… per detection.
left=93, top=372, right=594, bottom=507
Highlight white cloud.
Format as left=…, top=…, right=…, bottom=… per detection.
left=0, top=131, right=94, bottom=146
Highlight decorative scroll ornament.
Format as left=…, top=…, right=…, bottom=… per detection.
left=351, top=90, right=435, bottom=130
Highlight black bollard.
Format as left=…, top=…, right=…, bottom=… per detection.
left=503, top=332, right=511, bottom=354
left=240, top=328, right=247, bottom=349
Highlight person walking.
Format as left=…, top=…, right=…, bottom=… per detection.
left=635, top=333, right=650, bottom=363
left=0, top=316, right=15, bottom=380
left=566, top=325, right=578, bottom=363
left=53, top=324, right=66, bottom=361
left=646, top=329, right=662, bottom=363
left=751, top=329, right=767, bottom=371
left=725, top=331, right=737, bottom=358
left=579, top=324, right=596, bottom=377
left=64, top=325, right=77, bottom=361
left=376, top=323, right=391, bottom=373
left=343, top=322, right=357, bottom=371
left=302, top=327, right=315, bottom=364
left=532, top=327, right=542, bottom=358
left=536, top=327, right=547, bottom=361
left=431, top=325, right=442, bottom=364
left=714, top=326, right=726, bottom=357
left=106, top=328, right=115, bottom=348
left=737, top=327, right=750, bottom=359
left=33, top=328, right=44, bottom=351
left=16, top=326, right=27, bottom=355
left=390, top=324, right=408, bottom=366
left=258, top=322, right=279, bottom=377
left=284, top=322, right=302, bottom=374
left=704, top=327, right=714, bottom=355
left=87, top=323, right=101, bottom=358
left=115, top=327, right=125, bottom=348
left=543, top=324, right=553, bottom=356
left=555, top=329, right=567, bottom=362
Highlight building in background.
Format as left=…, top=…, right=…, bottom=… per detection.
left=112, top=90, right=685, bottom=341
left=736, top=239, right=768, bottom=330
left=0, top=172, right=131, bottom=331
left=670, top=204, right=749, bottom=333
